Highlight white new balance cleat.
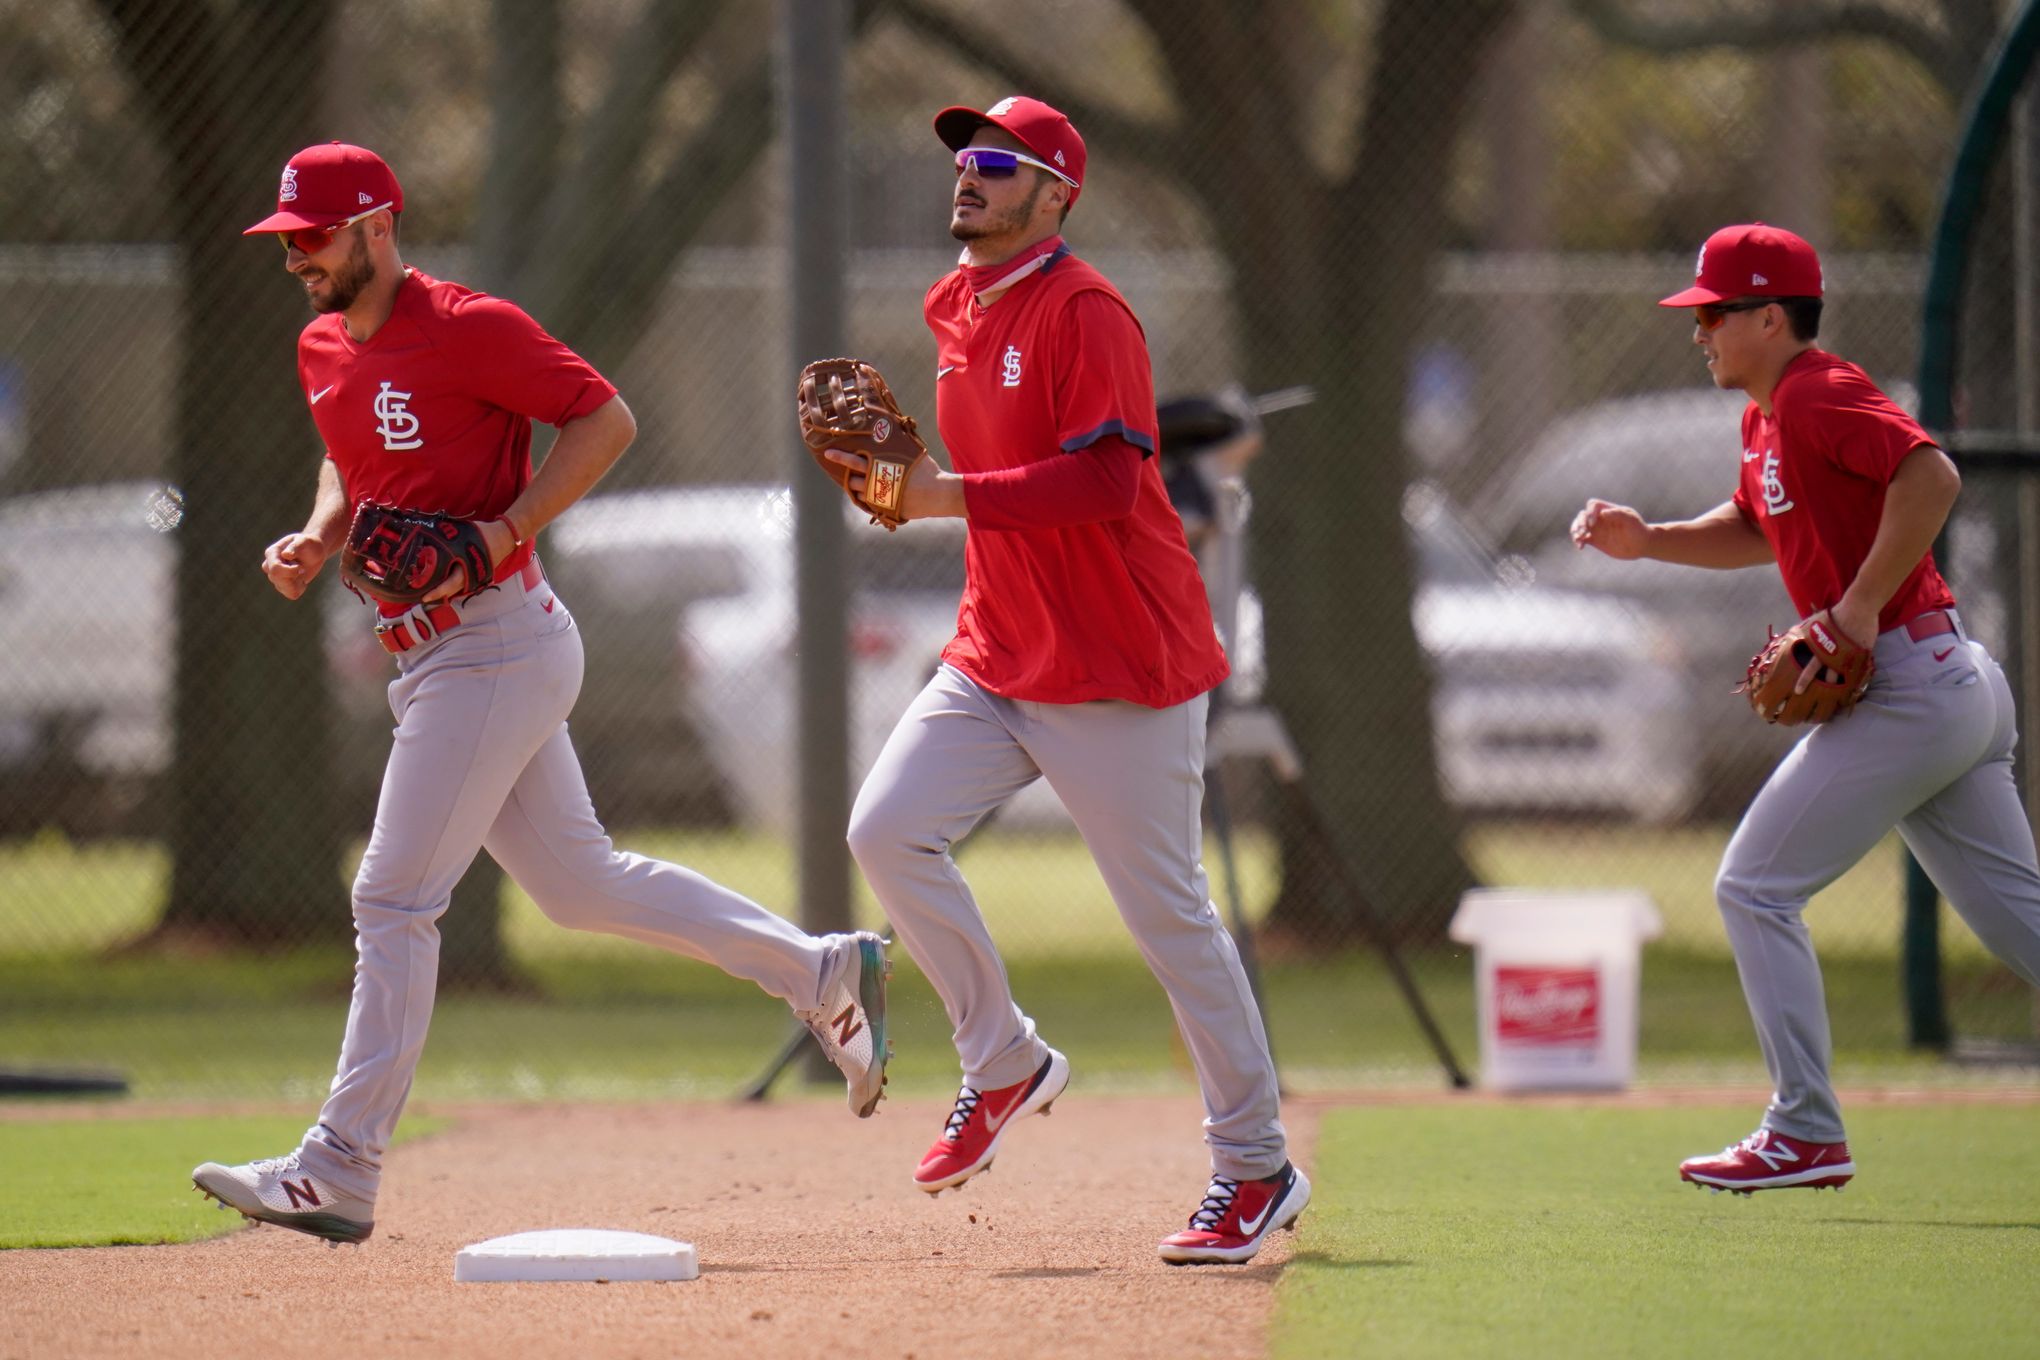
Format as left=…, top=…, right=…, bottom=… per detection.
left=800, top=930, right=893, bottom=1117
left=192, top=1153, right=375, bottom=1245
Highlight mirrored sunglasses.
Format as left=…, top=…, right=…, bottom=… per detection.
left=279, top=201, right=393, bottom=255
left=953, top=146, right=1076, bottom=187
left=1694, top=298, right=1773, bottom=331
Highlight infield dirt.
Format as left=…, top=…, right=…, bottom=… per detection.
left=0, top=1094, right=1315, bottom=1360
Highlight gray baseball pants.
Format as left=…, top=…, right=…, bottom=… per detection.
left=298, top=575, right=837, bottom=1202
left=848, top=663, right=1286, bottom=1181
left=1716, top=615, right=2040, bottom=1141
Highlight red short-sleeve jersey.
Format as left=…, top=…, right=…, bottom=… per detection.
left=924, top=246, right=1228, bottom=707
left=1730, top=348, right=1954, bottom=630
left=296, top=268, right=617, bottom=587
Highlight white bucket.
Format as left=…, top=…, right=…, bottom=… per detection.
left=1448, top=888, right=1663, bottom=1091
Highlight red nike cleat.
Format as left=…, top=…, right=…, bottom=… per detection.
left=1158, top=1162, right=1311, bottom=1265
left=913, top=1048, right=1069, bottom=1194
left=1679, top=1128, right=1854, bottom=1194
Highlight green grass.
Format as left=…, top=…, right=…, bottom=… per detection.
left=0, top=943, right=2011, bottom=1103
left=0, top=821, right=1979, bottom=964
left=0, top=1113, right=445, bottom=1249
left=1274, top=1103, right=2040, bottom=1359
left=0, top=821, right=2025, bottom=1102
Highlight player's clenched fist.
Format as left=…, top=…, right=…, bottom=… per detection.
left=1570, top=498, right=1652, bottom=560
left=262, top=531, right=329, bottom=600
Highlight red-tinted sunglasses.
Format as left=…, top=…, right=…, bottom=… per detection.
left=1694, top=298, right=1774, bottom=331
left=279, top=201, right=393, bottom=255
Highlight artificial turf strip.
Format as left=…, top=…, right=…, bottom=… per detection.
left=0, top=1113, right=446, bottom=1249
left=1274, top=1102, right=2040, bottom=1359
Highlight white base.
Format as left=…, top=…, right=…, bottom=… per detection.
left=454, top=1229, right=699, bottom=1283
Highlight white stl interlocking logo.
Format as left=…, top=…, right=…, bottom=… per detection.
left=279, top=167, right=299, bottom=203
left=1001, top=344, right=1023, bottom=388
left=373, top=381, right=424, bottom=451
left=1494, top=966, right=1599, bottom=1046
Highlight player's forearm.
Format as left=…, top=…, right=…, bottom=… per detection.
left=1642, top=501, right=1776, bottom=569
left=959, top=439, right=1143, bottom=530
left=1835, top=444, right=1961, bottom=621
left=303, top=457, right=350, bottom=549
left=508, top=394, right=637, bottom=536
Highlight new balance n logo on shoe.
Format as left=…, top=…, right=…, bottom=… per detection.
left=831, top=1004, right=863, bottom=1046
left=281, top=1178, right=322, bottom=1210
left=1751, top=1140, right=1799, bottom=1172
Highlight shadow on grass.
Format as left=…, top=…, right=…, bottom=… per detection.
left=1827, top=1218, right=2040, bottom=1232
left=1289, top=1250, right=1415, bottom=1270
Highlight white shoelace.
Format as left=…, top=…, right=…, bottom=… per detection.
left=941, top=1086, right=983, bottom=1141
left=1188, top=1175, right=1241, bottom=1230
left=251, top=1154, right=302, bottom=1176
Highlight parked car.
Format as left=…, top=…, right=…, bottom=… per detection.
left=1478, top=389, right=1848, bottom=810
left=0, top=481, right=390, bottom=835
left=682, top=481, right=1701, bottom=828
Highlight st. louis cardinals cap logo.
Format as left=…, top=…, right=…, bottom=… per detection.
left=279, top=167, right=299, bottom=203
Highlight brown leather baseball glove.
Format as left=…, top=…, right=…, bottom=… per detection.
left=1736, top=611, right=1875, bottom=726
left=796, top=358, right=931, bottom=531
left=339, top=502, right=495, bottom=607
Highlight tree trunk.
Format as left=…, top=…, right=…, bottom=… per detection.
left=1257, top=0, right=1513, bottom=944
left=99, top=0, right=345, bottom=948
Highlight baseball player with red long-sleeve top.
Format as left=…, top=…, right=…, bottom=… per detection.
left=190, top=143, right=889, bottom=1245
left=829, top=98, right=1306, bottom=1265
left=1574, top=223, right=2040, bottom=1192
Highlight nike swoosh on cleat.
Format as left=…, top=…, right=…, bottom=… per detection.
left=1238, top=1199, right=1275, bottom=1236
left=309, top=384, right=336, bottom=404
left=1934, top=647, right=1955, bottom=662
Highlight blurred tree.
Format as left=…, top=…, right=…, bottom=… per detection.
left=412, top=0, right=882, bottom=983
left=1572, top=0, right=2004, bottom=100
left=895, top=0, right=1518, bottom=941
left=94, top=0, right=346, bottom=947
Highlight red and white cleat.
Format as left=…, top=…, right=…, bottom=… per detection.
left=1679, top=1129, right=1854, bottom=1194
left=913, top=1048, right=1069, bottom=1193
left=1158, top=1162, right=1311, bottom=1265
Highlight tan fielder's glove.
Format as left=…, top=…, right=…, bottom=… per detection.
left=1736, top=610, right=1875, bottom=725
left=796, top=357, right=932, bottom=531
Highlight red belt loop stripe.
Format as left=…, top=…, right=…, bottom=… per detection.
left=376, top=556, right=543, bottom=655
left=1903, top=609, right=1956, bottom=643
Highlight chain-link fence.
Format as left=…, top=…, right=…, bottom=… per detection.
left=0, top=0, right=2020, bottom=1099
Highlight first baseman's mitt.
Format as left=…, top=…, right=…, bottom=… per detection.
left=339, top=503, right=495, bottom=607
left=1736, top=611, right=1875, bottom=726
left=796, top=358, right=931, bottom=531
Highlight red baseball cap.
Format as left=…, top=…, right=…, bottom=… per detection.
left=934, top=96, right=1086, bottom=207
left=1659, top=223, right=1823, bottom=306
left=243, top=142, right=404, bottom=236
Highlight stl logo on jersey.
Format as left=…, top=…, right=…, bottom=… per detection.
left=1000, top=344, right=1024, bottom=388
left=1759, top=447, right=1795, bottom=515
left=373, top=381, right=424, bottom=451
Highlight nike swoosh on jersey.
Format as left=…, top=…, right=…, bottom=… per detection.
left=936, top=365, right=957, bottom=379
left=309, top=384, right=336, bottom=404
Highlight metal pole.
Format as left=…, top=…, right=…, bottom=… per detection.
left=783, top=0, right=852, bottom=1084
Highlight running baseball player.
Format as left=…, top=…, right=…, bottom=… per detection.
left=190, top=143, right=889, bottom=1246
left=812, top=98, right=1307, bottom=1265
left=1572, top=223, right=2040, bottom=1192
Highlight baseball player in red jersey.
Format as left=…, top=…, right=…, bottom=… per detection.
left=1573, top=223, right=2040, bottom=1192
left=189, top=143, right=890, bottom=1245
left=825, top=98, right=1306, bottom=1265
